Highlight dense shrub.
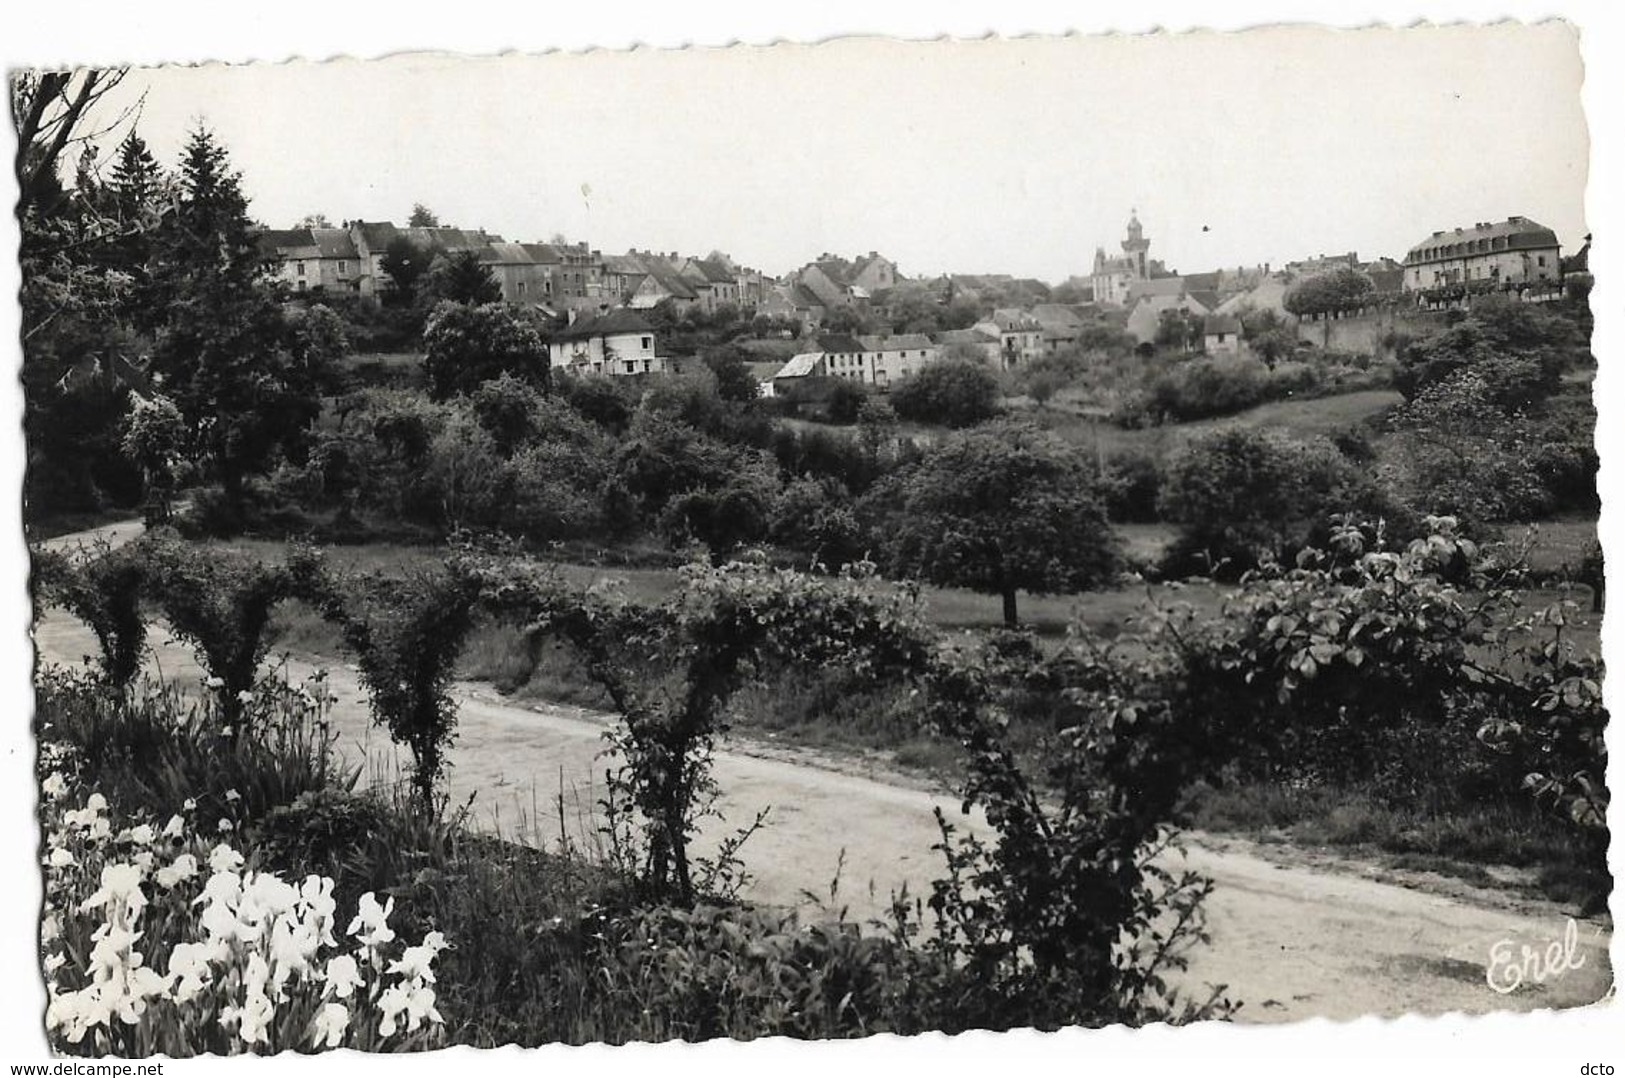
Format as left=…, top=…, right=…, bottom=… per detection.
left=768, top=476, right=867, bottom=569
left=1157, top=428, right=1370, bottom=577
left=555, top=371, right=635, bottom=433
left=888, top=358, right=1001, bottom=428
left=1100, top=449, right=1162, bottom=524
left=33, top=540, right=149, bottom=688
left=422, top=301, right=549, bottom=401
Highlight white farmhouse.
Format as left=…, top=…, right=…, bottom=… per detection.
left=858, top=333, right=939, bottom=390
left=547, top=309, right=669, bottom=377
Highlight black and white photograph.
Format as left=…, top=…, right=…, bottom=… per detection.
left=5, top=4, right=1618, bottom=1071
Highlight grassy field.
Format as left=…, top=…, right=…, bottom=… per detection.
left=1038, top=388, right=1406, bottom=460
left=187, top=529, right=1603, bottom=906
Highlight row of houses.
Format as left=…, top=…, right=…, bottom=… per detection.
left=255, top=219, right=779, bottom=317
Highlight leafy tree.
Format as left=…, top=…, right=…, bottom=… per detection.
left=1394, top=294, right=1576, bottom=405
left=408, top=202, right=441, bottom=227
left=1017, top=350, right=1087, bottom=408
left=380, top=235, right=431, bottom=305
left=17, top=96, right=157, bottom=518
left=296, top=212, right=332, bottom=228
left=769, top=476, right=865, bottom=569
left=822, top=306, right=878, bottom=335
left=1384, top=370, right=1547, bottom=524
left=1239, top=307, right=1298, bottom=367
left=1154, top=308, right=1202, bottom=352
left=1157, top=427, right=1384, bottom=576
left=555, top=370, right=635, bottom=433
left=145, top=127, right=329, bottom=516
left=867, top=421, right=1120, bottom=625
left=889, top=358, right=1001, bottom=429
left=421, top=301, right=548, bottom=400
left=701, top=345, right=762, bottom=403
left=824, top=379, right=868, bottom=424
left=421, top=249, right=501, bottom=307
left=1283, top=266, right=1375, bottom=318
left=468, top=372, right=547, bottom=455
left=121, top=394, right=188, bottom=524
left=658, top=459, right=780, bottom=561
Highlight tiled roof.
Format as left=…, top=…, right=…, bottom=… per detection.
left=987, top=310, right=1041, bottom=331
left=255, top=228, right=314, bottom=257
left=790, top=284, right=827, bottom=309
left=521, top=243, right=563, bottom=263
left=1126, top=277, right=1186, bottom=301
left=932, top=328, right=998, bottom=345
left=481, top=242, right=536, bottom=265
left=1187, top=290, right=1220, bottom=313
left=353, top=221, right=399, bottom=248
left=1029, top=304, right=1084, bottom=327
left=1204, top=313, right=1242, bottom=336
left=648, top=267, right=698, bottom=299
left=600, top=253, right=648, bottom=275
left=810, top=259, right=854, bottom=285
left=1405, top=217, right=1559, bottom=262
left=816, top=333, right=867, bottom=354
left=691, top=259, right=736, bottom=284
left=1182, top=272, right=1221, bottom=292
left=309, top=228, right=359, bottom=259
left=552, top=308, right=655, bottom=341
left=856, top=333, right=935, bottom=352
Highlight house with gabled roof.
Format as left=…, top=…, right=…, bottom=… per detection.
left=600, top=253, right=651, bottom=303
left=850, top=252, right=899, bottom=294
left=627, top=265, right=701, bottom=311
left=771, top=352, right=835, bottom=402
left=932, top=327, right=1002, bottom=367
left=258, top=226, right=363, bottom=293
left=678, top=257, right=741, bottom=313
left=973, top=310, right=1045, bottom=368
left=1126, top=292, right=1212, bottom=345
left=1215, top=275, right=1292, bottom=320
left=547, top=308, right=668, bottom=377
left=858, top=333, right=938, bottom=390
left=1029, top=303, right=1089, bottom=355
left=815, top=333, right=870, bottom=383
left=1203, top=313, right=1243, bottom=356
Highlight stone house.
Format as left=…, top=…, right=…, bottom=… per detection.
left=1402, top=217, right=1563, bottom=292
left=547, top=308, right=668, bottom=377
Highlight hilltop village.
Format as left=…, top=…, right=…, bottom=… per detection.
left=255, top=209, right=1584, bottom=397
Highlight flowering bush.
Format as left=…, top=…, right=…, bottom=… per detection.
left=40, top=774, right=448, bottom=1055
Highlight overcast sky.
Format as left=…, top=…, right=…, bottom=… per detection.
left=77, top=22, right=1589, bottom=285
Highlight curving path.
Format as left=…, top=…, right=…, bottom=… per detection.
left=29, top=522, right=1615, bottom=1024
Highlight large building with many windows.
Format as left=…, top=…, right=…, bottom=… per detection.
left=1401, top=216, right=1562, bottom=291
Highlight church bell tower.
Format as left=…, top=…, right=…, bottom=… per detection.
left=1121, top=210, right=1150, bottom=279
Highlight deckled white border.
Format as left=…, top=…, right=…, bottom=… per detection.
left=3, top=2, right=1617, bottom=1074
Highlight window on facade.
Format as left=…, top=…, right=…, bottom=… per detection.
left=624, top=360, right=636, bottom=374
left=1538, top=255, right=1547, bottom=267
left=642, top=336, right=652, bottom=350
left=297, top=262, right=306, bottom=277
left=338, top=261, right=349, bottom=276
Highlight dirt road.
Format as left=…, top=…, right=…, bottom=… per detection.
left=29, top=523, right=1615, bottom=1023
